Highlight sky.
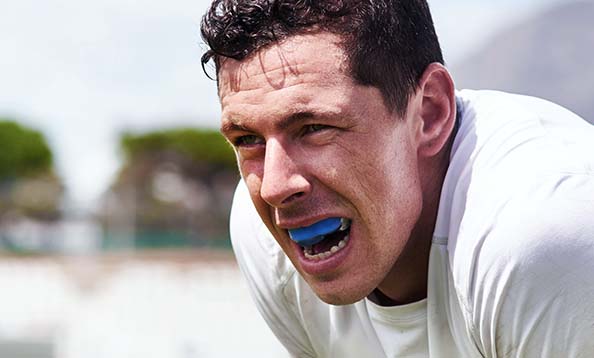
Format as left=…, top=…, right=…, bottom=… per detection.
left=0, top=0, right=565, bottom=210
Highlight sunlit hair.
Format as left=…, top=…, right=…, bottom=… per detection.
left=201, top=0, right=444, bottom=115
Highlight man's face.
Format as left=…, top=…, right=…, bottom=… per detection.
left=219, top=33, right=424, bottom=305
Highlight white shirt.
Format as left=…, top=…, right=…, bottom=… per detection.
left=230, top=90, right=594, bottom=357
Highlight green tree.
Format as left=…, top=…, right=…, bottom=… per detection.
left=121, top=128, right=236, bottom=169
left=0, top=118, right=61, bottom=221
left=0, top=119, right=53, bottom=179
left=102, top=127, right=239, bottom=249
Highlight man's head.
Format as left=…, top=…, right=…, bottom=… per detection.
left=203, top=1, right=456, bottom=305
left=201, top=0, right=444, bottom=116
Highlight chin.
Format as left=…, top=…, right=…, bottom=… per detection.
left=308, top=279, right=375, bottom=306
left=319, top=294, right=361, bottom=306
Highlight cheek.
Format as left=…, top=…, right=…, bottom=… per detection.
left=383, top=162, right=423, bottom=235
left=358, top=142, right=422, bottom=230
left=327, top=166, right=338, bottom=180
left=244, top=172, right=262, bottom=198
left=240, top=165, right=268, bottom=214
left=239, top=159, right=263, bottom=195
left=316, top=165, right=340, bottom=188
left=244, top=172, right=272, bottom=219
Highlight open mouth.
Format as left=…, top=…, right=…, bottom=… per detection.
left=288, top=218, right=351, bottom=261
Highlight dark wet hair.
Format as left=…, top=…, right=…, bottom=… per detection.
left=200, top=0, right=444, bottom=115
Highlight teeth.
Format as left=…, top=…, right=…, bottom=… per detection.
left=303, top=236, right=349, bottom=261
left=304, top=246, right=313, bottom=256
left=339, top=218, right=351, bottom=231
left=300, top=218, right=352, bottom=261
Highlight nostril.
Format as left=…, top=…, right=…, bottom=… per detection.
left=282, top=191, right=305, bottom=205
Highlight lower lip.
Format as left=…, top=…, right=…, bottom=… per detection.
left=294, top=231, right=353, bottom=276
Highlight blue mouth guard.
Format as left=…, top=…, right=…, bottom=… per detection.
left=288, top=217, right=342, bottom=247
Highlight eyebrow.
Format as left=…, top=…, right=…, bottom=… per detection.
left=220, top=121, right=249, bottom=134
left=279, top=111, right=315, bottom=130
left=221, top=110, right=328, bottom=134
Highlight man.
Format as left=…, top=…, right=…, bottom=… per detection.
left=201, top=0, right=594, bottom=356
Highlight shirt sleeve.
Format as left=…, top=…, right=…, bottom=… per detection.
left=229, top=181, right=316, bottom=358
left=468, top=174, right=594, bottom=358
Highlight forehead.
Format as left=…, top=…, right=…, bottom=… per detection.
left=217, top=33, right=350, bottom=99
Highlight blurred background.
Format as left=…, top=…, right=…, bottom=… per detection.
left=0, top=0, right=592, bottom=357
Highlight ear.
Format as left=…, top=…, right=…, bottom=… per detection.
left=414, top=63, right=456, bottom=158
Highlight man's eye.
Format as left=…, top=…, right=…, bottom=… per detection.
left=234, top=135, right=264, bottom=147
left=304, top=124, right=328, bottom=134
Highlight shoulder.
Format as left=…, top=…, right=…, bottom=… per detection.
left=469, top=177, right=594, bottom=281
left=468, top=185, right=594, bottom=356
left=446, top=90, right=594, bottom=274
left=448, top=165, right=594, bottom=298
left=444, top=91, right=594, bottom=356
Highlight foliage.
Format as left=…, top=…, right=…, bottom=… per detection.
left=0, top=118, right=61, bottom=222
left=103, top=127, right=239, bottom=247
left=0, top=119, right=53, bottom=179
left=120, top=128, right=236, bottom=169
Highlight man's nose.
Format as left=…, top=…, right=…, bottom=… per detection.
left=260, top=139, right=310, bottom=208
